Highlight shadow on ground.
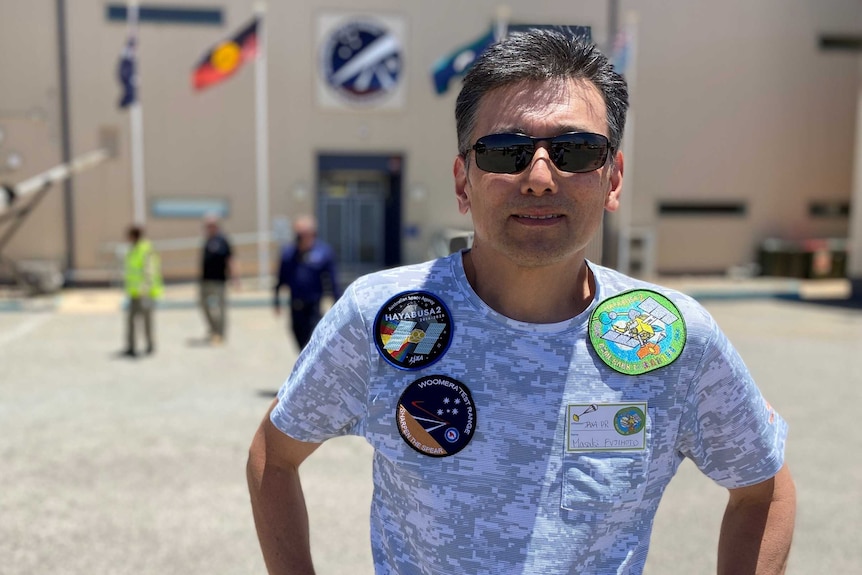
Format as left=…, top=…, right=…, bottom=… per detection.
left=775, top=294, right=862, bottom=310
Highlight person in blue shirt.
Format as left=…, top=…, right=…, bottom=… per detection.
left=248, top=29, right=795, bottom=575
left=274, top=215, right=340, bottom=350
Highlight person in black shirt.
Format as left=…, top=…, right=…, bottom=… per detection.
left=199, top=213, right=235, bottom=344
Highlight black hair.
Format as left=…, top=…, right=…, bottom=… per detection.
left=455, top=28, right=629, bottom=156
left=127, top=225, right=143, bottom=242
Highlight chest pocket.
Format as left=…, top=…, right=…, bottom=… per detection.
left=561, top=407, right=654, bottom=518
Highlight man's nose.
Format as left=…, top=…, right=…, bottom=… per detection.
left=522, top=145, right=557, bottom=196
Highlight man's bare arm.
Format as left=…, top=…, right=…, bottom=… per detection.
left=247, top=399, right=322, bottom=575
left=717, top=463, right=796, bottom=575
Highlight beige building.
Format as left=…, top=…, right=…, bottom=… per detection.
left=1, top=0, right=860, bottom=287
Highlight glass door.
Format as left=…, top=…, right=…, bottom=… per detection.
left=318, top=171, right=387, bottom=283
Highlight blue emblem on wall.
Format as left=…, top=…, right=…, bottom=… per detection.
left=322, top=19, right=402, bottom=104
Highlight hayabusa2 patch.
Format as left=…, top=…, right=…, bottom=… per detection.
left=374, top=291, right=453, bottom=370
left=396, top=375, right=476, bottom=457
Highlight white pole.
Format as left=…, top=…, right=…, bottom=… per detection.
left=494, top=5, right=510, bottom=41
left=127, top=0, right=146, bottom=225
left=130, top=105, right=146, bottom=225
left=616, top=11, right=639, bottom=275
left=254, top=2, right=270, bottom=288
left=847, top=58, right=862, bottom=291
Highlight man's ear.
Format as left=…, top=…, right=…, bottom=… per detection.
left=605, top=150, right=624, bottom=213
left=454, top=155, right=471, bottom=215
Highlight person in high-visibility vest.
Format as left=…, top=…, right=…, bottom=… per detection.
left=121, top=225, right=163, bottom=357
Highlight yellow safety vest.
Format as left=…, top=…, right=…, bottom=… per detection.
left=125, top=240, right=164, bottom=298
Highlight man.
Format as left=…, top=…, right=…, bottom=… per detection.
left=121, top=225, right=162, bottom=357
left=248, top=29, right=795, bottom=574
left=199, top=213, right=235, bottom=345
left=273, top=215, right=340, bottom=350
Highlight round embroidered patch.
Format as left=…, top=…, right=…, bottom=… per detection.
left=396, top=375, right=476, bottom=457
left=589, top=289, right=687, bottom=375
left=374, top=291, right=453, bottom=370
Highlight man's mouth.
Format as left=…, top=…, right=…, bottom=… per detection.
left=514, top=214, right=563, bottom=220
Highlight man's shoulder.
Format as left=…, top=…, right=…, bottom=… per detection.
left=348, top=257, right=457, bottom=297
left=205, top=234, right=231, bottom=247
left=315, top=241, right=337, bottom=258
left=591, top=262, right=713, bottom=327
left=593, top=263, right=696, bottom=302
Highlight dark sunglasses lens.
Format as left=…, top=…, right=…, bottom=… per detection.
left=550, top=133, right=609, bottom=173
left=473, top=134, right=534, bottom=174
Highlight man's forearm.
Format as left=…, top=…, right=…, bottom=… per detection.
left=717, top=465, right=796, bottom=575
left=247, top=435, right=315, bottom=574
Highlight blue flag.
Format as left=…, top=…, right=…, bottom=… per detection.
left=117, top=35, right=136, bottom=108
left=431, top=28, right=495, bottom=95
left=117, top=5, right=139, bottom=109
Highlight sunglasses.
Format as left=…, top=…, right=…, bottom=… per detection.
left=470, top=132, right=611, bottom=174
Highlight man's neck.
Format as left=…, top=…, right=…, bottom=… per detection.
left=462, top=247, right=594, bottom=324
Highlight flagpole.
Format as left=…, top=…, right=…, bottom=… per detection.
left=254, top=1, right=270, bottom=288
left=127, top=0, right=146, bottom=225
left=494, top=5, right=510, bottom=40
left=616, top=11, right=639, bottom=275
left=130, top=105, right=146, bottom=225
left=847, top=57, right=862, bottom=297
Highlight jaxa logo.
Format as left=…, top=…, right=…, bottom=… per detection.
left=321, top=18, right=402, bottom=104
left=374, top=291, right=453, bottom=370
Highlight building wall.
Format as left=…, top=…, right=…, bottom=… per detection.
left=0, top=1, right=65, bottom=266
left=0, top=0, right=858, bottom=283
left=627, top=0, right=860, bottom=274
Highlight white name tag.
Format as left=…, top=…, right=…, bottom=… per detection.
left=566, top=403, right=648, bottom=452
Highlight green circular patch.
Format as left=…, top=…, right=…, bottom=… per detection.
left=589, top=289, right=687, bottom=375
left=614, top=406, right=645, bottom=435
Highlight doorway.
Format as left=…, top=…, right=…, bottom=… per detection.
left=317, top=154, right=403, bottom=285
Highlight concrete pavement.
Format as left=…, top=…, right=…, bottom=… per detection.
left=0, top=279, right=859, bottom=574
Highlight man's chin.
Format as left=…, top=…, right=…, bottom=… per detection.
left=501, top=245, right=581, bottom=269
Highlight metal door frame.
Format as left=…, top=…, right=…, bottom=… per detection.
left=316, top=153, right=403, bottom=282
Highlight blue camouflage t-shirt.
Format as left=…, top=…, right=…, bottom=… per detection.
left=271, top=252, right=787, bottom=574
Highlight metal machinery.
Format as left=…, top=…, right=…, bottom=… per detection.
left=0, top=146, right=112, bottom=294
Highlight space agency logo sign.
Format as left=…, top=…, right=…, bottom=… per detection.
left=318, top=14, right=405, bottom=109
left=589, top=289, right=687, bottom=375
left=396, top=375, right=476, bottom=457
left=374, top=291, right=453, bottom=370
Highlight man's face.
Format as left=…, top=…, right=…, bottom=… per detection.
left=296, top=230, right=315, bottom=251
left=454, top=78, right=622, bottom=269
left=293, top=218, right=317, bottom=251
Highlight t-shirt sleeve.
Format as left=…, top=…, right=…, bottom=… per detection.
left=270, top=284, right=371, bottom=442
left=677, top=317, right=788, bottom=488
